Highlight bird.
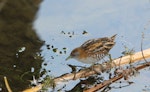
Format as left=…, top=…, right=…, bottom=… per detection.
left=66, top=34, right=117, bottom=64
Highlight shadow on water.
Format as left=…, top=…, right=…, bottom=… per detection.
left=0, top=0, right=44, bottom=91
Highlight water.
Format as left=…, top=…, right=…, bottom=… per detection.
left=35, top=0, right=150, bottom=92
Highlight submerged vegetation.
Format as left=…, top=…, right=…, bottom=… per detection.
left=0, top=0, right=44, bottom=91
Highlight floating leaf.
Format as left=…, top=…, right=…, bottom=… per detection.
left=51, top=45, right=54, bottom=48
left=63, top=47, right=66, bottom=50
left=46, top=45, right=50, bottom=49
left=68, top=32, right=71, bottom=34
left=82, top=30, right=88, bottom=35
left=64, top=51, right=66, bottom=54
left=72, top=31, right=74, bottom=35
left=51, top=56, right=54, bottom=59
left=46, top=44, right=50, bottom=47
left=43, top=63, right=47, bottom=66
left=61, top=31, right=65, bottom=34
left=59, top=51, right=62, bottom=54
left=53, top=48, right=58, bottom=52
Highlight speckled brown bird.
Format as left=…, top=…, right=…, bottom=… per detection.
left=66, top=34, right=117, bottom=64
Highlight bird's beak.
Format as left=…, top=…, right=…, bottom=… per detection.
left=65, top=56, right=72, bottom=61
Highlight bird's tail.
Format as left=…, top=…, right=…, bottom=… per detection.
left=110, top=34, right=117, bottom=40
left=103, top=34, right=117, bottom=51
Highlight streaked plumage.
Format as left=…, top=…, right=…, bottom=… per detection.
left=66, top=34, right=117, bottom=64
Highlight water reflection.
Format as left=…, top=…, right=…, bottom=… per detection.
left=0, top=0, right=44, bottom=91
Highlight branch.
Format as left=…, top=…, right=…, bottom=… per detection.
left=83, top=61, right=150, bottom=92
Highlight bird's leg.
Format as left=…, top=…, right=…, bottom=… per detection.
left=108, top=53, right=117, bottom=68
left=89, top=63, right=101, bottom=74
left=108, top=53, right=112, bottom=62
left=106, top=53, right=114, bottom=73
left=91, top=63, right=95, bottom=71
left=89, top=63, right=94, bottom=71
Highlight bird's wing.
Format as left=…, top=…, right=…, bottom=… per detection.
left=81, top=37, right=115, bottom=54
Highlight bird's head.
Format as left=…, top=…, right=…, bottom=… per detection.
left=66, top=47, right=82, bottom=61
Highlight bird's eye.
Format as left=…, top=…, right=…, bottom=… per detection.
left=71, top=49, right=79, bottom=57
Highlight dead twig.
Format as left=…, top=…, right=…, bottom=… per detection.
left=84, top=62, right=150, bottom=92
left=4, top=76, right=12, bottom=92
left=141, top=33, right=148, bottom=63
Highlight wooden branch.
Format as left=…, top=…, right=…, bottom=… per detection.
left=54, top=48, right=150, bottom=83
left=113, top=48, right=150, bottom=66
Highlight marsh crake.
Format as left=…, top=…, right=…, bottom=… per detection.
left=66, top=34, right=117, bottom=64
